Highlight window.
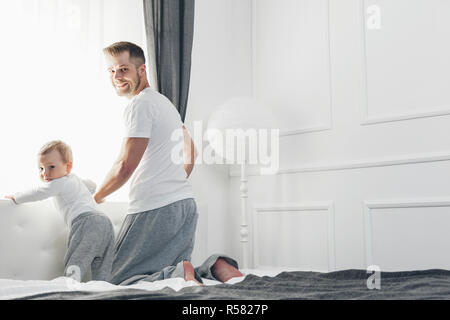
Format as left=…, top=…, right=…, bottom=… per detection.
left=0, top=0, right=147, bottom=201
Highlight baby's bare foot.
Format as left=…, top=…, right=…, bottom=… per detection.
left=212, top=258, right=243, bottom=283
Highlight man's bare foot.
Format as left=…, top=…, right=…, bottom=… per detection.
left=212, top=258, right=243, bottom=283
left=183, top=261, right=203, bottom=285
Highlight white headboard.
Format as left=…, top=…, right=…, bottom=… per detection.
left=0, top=199, right=207, bottom=281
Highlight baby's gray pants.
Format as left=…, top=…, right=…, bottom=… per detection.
left=64, top=212, right=115, bottom=282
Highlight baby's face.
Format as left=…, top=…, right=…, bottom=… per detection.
left=38, top=150, right=71, bottom=182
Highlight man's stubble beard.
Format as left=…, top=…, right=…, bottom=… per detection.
left=114, top=71, right=141, bottom=97
left=132, top=71, right=141, bottom=96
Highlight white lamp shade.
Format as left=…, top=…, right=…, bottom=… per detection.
left=206, top=97, right=277, bottom=163
left=207, top=97, right=275, bottom=130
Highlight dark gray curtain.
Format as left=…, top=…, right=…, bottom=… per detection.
left=143, top=0, right=195, bottom=123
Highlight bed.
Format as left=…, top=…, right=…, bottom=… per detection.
left=2, top=269, right=450, bottom=300
left=1, top=200, right=449, bottom=300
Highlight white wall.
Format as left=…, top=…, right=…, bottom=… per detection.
left=226, top=0, right=450, bottom=272
left=185, top=0, right=253, bottom=264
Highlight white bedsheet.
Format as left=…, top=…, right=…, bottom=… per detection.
left=0, top=269, right=285, bottom=300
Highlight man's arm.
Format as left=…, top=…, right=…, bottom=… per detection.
left=183, top=125, right=198, bottom=179
left=94, top=137, right=148, bottom=203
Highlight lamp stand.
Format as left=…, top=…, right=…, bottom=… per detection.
left=240, top=159, right=249, bottom=269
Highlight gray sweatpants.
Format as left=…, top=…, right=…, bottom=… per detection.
left=110, top=198, right=239, bottom=285
left=64, top=212, right=115, bottom=282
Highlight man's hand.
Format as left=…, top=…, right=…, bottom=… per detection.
left=4, top=195, right=17, bottom=204
left=93, top=193, right=105, bottom=204
left=183, top=125, right=198, bottom=178
left=95, top=137, right=148, bottom=201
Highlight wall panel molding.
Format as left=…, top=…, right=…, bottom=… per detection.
left=359, top=0, right=450, bottom=125
left=229, top=151, right=450, bottom=177
left=251, top=0, right=333, bottom=137
left=363, top=198, right=450, bottom=267
left=252, top=202, right=335, bottom=271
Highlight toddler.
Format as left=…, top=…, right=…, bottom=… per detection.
left=5, top=140, right=115, bottom=282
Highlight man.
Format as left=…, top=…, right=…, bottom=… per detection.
left=95, top=41, right=242, bottom=285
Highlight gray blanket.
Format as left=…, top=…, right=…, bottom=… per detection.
left=14, top=269, right=450, bottom=300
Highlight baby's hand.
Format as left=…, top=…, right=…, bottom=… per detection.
left=4, top=195, right=17, bottom=204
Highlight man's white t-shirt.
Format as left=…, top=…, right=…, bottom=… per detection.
left=13, top=173, right=102, bottom=226
left=124, top=87, right=194, bottom=214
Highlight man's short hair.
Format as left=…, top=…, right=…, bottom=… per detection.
left=103, top=41, right=146, bottom=67
left=38, top=140, right=73, bottom=164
